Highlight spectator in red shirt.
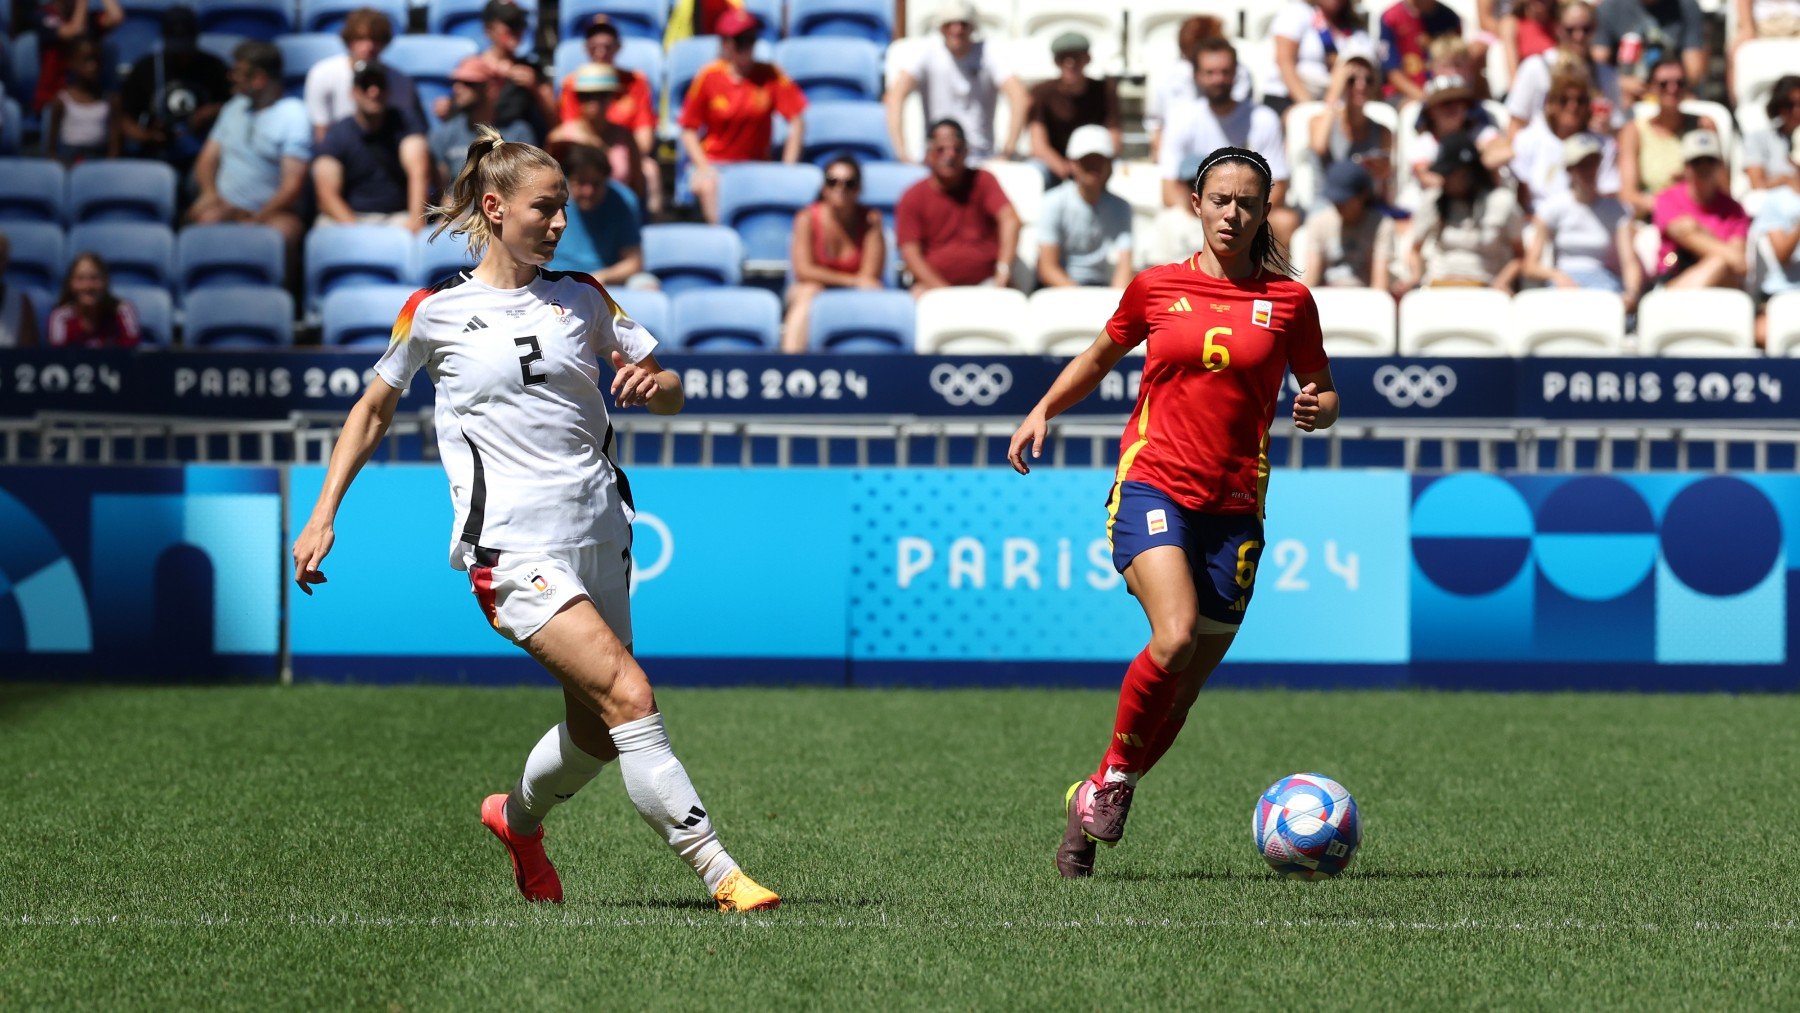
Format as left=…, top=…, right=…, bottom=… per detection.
left=896, top=118, right=1021, bottom=293
left=1380, top=0, right=1473, bottom=101
left=678, top=9, right=809, bottom=223
left=558, top=15, right=661, bottom=214
left=548, top=63, right=648, bottom=205
left=47, top=253, right=140, bottom=348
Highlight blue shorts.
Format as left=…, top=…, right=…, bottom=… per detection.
left=1107, top=480, right=1266, bottom=626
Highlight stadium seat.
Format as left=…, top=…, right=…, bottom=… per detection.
left=1397, top=288, right=1517, bottom=356
left=197, top=32, right=248, bottom=66
left=669, top=287, right=782, bottom=350
left=716, top=162, right=822, bottom=265
left=1, top=223, right=66, bottom=292
left=110, top=0, right=173, bottom=74
left=117, top=284, right=174, bottom=346
left=304, top=224, right=415, bottom=311
left=980, top=158, right=1045, bottom=225
left=915, top=287, right=1031, bottom=354
left=742, top=0, right=784, bottom=34
left=860, top=161, right=928, bottom=231
left=789, top=0, right=892, bottom=43
left=0, top=98, right=20, bottom=157
left=67, top=160, right=179, bottom=224
left=1127, top=0, right=1217, bottom=69
left=176, top=223, right=286, bottom=297
left=383, top=34, right=481, bottom=126
left=560, top=0, right=665, bottom=43
left=1764, top=291, right=1800, bottom=357
left=321, top=284, right=415, bottom=347
left=275, top=33, right=346, bottom=98
left=1635, top=289, right=1757, bottom=357
left=806, top=288, right=915, bottom=352
left=800, top=100, right=893, bottom=165
left=300, top=0, right=405, bottom=35
left=10, top=35, right=39, bottom=114
left=642, top=224, right=744, bottom=295
left=1512, top=289, right=1625, bottom=356
left=1283, top=102, right=1326, bottom=210
left=182, top=284, right=296, bottom=347
left=1023, top=287, right=1124, bottom=356
left=195, top=0, right=294, bottom=40
left=416, top=228, right=475, bottom=287
left=1731, top=38, right=1800, bottom=117
left=610, top=286, right=670, bottom=339
left=0, top=159, right=67, bottom=224
left=774, top=37, right=882, bottom=102
left=1013, top=0, right=1123, bottom=74
left=68, top=223, right=176, bottom=290
left=428, top=0, right=538, bottom=48
left=1310, top=287, right=1398, bottom=356
left=21, top=284, right=54, bottom=338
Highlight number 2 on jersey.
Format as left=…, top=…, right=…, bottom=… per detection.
left=514, top=336, right=547, bottom=386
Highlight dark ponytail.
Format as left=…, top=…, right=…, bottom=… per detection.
left=1191, top=146, right=1297, bottom=279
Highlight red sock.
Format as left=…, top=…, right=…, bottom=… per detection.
left=1095, top=648, right=1179, bottom=781
left=1140, top=710, right=1188, bottom=773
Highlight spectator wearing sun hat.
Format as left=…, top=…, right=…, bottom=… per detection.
left=678, top=8, right=809, bottom=223
left=549, top=63, right=647, bottom=204
left=429, top=55, right=535, bottom=182
left=1036, top=125, right=1133, bottom=288
left=1652, top=130, right=1749, bottom=290
left=1025, top=32, right=1120, bottom=185
left=557, top=14, right=660, bottom=213
left=1303, top=160, right=1395, bottom=290
left=885, top=0, right=1030, bottom=162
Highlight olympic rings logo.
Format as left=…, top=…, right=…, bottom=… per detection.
left=930, top=363, right=1013, bottom=407
left=1373, top=364, right=1457, bottom=409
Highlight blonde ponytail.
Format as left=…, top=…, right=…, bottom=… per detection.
left=427, top=125, right=563, bottom=260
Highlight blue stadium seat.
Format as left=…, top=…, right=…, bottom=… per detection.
left=182, top=284, right=296, bottom=346
left=321, top=284, right=415, bottom=347
left=415, top=228, right=475, bottom=287
left=806, top=288, right=914, bottom=352
left=195, top=0, right=294, bottom=41
left=304, top=224, right=414, bottom=310
left=799, top=100, right=893, bottom=165
left=774, top=37, right=881, bottom=101
left=10, top=36, right=39, bottom=133
left=641, top=224, right=743, bottom=296
left=716, top=162, right=821, bottom=264
left=857, top=160, right=927, bottom=230
left=669, top=287, right=781, bottom=351
left=383, top=34, right=481, bottom=127
left=22, top=284, right=54, bottom=338
left=667, top=36, right=722, bottom=109
left=789, top=0, right=891, bottom=43
left=0, top=159, right=65, bottom=224
left=428, top=0, right=538, bottom=49
left=275, top=33, right=346, bottom=97
left=68, top=160, right=179, bottom=224
left=116, top=284, right=174, bottom=345
left=300, top=0, right=405, bottom=35
left=69, top=223, right=176, bottom=290
left=176, top=223, right=285, bottom=297
left=197, top=32, right=249, bottom=66
left=111, top=0, right=174, bottom=73
left=2, top=223, right=66, bottom=292
left=560, top=0, right=665, bottom=43
left=0, top=99, right=21, bottom=156
left=610, top=287, right=669, bottom=340
left=742, top=0, right=784, bottom=34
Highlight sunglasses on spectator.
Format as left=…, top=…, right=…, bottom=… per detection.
left=1654, top=78, right=1684, bottom=91
left=928, top=142, right=965, bottom=154
left=1561, top=22, right=1594, bottom=36
left=824, top=176, right=860, bottom=189
left=1549, top=93, right=1590, bottom=106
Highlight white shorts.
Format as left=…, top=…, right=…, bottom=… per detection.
left=463, top=541, right=633, bottom=647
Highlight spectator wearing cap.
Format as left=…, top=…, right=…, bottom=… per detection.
left=782, top=155, right=886, bottom=352
left=897, top=119, right=1021, bottom=293
left=1405, top=129, right=1526, bottom=291
left=558, top=15, right=661, bottom=214
left=1408, top=73, right=1510, bottom=197
left=666, top=0, right=753, bottom=44
left=431, top=57, right=535, bottom=182
left=314, top=62, right=431, bottom=231
left=1506, top=2, right=1623, bottom=137
left=479, top=0, right=557, bottom=132
left=1157, top=37, right=1296, bottom=243
left=547, top=143, right=644, bottom=287
left=678, top=9, right=808, bottom=223
left=886, top=0, right=1029, bottom=163
left=1591, top=0, right=1705, bottom=102
left=1025, top=33, right=1120, bottom=185
left=1618, top=58, right=1716, bottom=218
left=33, top=0, right=123, bottom=115
left=1510, top=63, right=1620, bottom=211
left=186, top=41, right=312, bottom=256
left=1309, top=51, right=1394, bottom=205
left=1036, top=126, right=1133, bottom=288
left=1303, top=161, right=1395, bottom=290
left=548, top=63, right=647, bottom=204
left=119, top=6, right=230, bottom=169
left=303, top=8, right=420, bottom=144
left=1265, top=0, right=1377, bottom=112
left=1524, top=133, right=1639, bottom=305
left=1652, top=130, right=1749, bottom=290
left=1380, top=0, right=1473, bottom=102
left=1145, top=16, right=1251, bottom=164
left=0, top=235, right=42, bottom=348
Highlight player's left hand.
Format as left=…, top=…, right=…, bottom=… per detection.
left=610, top=351, right=660, bottom=408
left=1292, top=382, right=1323, bottom=432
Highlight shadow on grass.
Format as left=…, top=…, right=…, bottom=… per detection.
left=1104, top=867, right=1541, bottom=883
left=0, top=684, right=106, bottom=725
left=591, top=895, right=886, bottom=912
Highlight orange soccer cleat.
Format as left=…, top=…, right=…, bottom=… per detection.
left=480, top=793, right=564, bottom=903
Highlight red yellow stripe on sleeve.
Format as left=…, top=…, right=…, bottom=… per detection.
left=389, top=287, right=434, bottom=344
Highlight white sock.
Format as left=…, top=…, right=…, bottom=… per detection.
left=610, top=712, right=737, bottom=893
left=505, top=722, right=607, bottom=835
left=1103, top=767, right=1139, bottom=787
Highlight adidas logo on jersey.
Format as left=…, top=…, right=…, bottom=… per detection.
left=462, top=315, right=489, bottom=332
left=1167, top=297, right=1193, bottom=313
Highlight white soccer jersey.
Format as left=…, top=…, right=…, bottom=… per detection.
left=373, top=268, right=657, bottom=568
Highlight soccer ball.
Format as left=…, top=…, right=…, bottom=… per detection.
left=1253, top=772, right=1361, bottom=879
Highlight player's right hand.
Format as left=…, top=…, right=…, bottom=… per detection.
left=1008, top=413, right=1047, bottom=476
left=291, top=520, right=335, bottom=596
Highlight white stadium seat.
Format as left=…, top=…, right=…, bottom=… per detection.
left=1763, top=291, right=1800, bottom=357
left=981, top=157, right=1045, bottom=224
left=1512, top=289, right=1625, bottom=356
left=1023, top=286, right=1127, bottom=356
left=1310, top=287, right=1397, bottom=356
left=915, top=287, right=1032, bottom=353
left=1731, top=38, right=1800, bottom=117
left=1397, top=288, right=1517, bottom=356
left=1634, top=289, right=1758, bottom=357
left=1283, top=100, right=1325, bottom=210
left=1013, top=0, right=1122, bottom=75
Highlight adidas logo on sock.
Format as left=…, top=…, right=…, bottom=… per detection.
left=462, top=315, right=488, bottom=332
left=678, top=806, right=707, bottom=828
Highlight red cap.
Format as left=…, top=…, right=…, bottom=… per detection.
left=714, top=7, right=760, bottom=37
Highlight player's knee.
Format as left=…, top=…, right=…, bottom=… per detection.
left=605, top=669, right=656, bottom=724
left=1149, top=624, right=1199, bottom=671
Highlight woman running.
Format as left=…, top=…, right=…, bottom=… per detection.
left=1007, top=146, right=1340, bottom=879
left=291, top=126, right=779, bottom=912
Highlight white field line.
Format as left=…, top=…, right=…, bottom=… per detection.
left=7, top=914, right=1800, bottom=933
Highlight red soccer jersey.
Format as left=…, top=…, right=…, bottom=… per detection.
left=558, top=68, right=657, bottom=133
left=678, top=60, right=808, bottom=163
left=1104, top=259, right=1330, bottom=516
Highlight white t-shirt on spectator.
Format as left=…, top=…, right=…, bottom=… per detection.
left=1145, top=57, right=1252, bottom=132
left=1157, top=99, right=1290, bottom=182
left=901, top=38, right=1012, bottom=160
left=1511, top=124, right=1620, bottom=208
left=1262, top=0, right=1376, bottom=100
left=1411, top=187, right=1526, bottom=284
left=1505, top=53, right=1626, bottom=129
left=1744, top=127, right=1796, bottom=184
left=1536, top=190, right=1629, bottom=277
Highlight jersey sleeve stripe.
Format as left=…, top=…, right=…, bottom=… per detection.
left=390, top=272, right=470, bottom=344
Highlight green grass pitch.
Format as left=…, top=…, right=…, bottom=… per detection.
left=3, top=684, right=1797, bottom=1009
